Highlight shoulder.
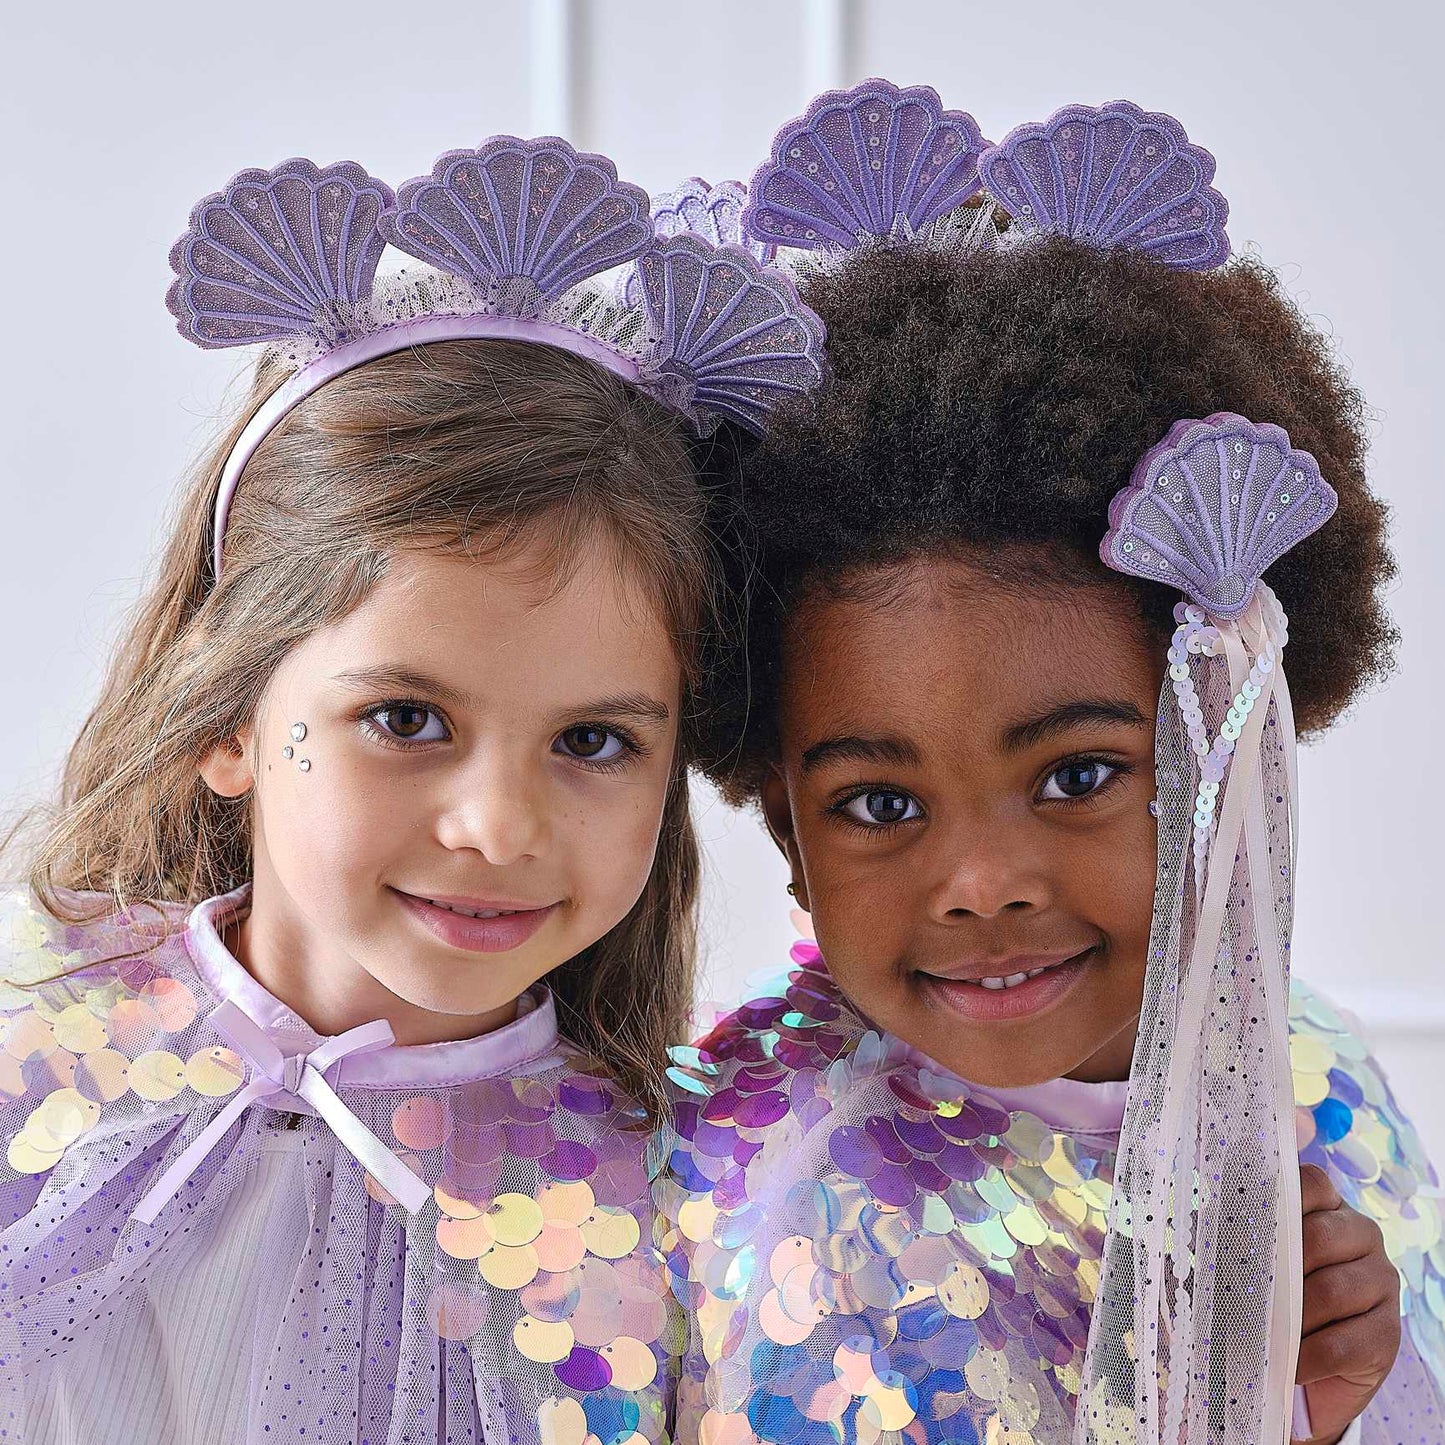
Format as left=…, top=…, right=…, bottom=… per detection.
left=1289, top=977, right=1444, bottom=1353
left=0, top=884, right=198, bottom=1039
left=1288, top=977, right=1436, bottom=1189
left=660, top=948, right=873, bottom=1207
left=670, top=942, right=864, bottom=1099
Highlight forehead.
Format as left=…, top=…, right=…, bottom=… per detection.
left=304, top=536, right=680, bottom=697
left=781, top=557, right=1159, bottom=735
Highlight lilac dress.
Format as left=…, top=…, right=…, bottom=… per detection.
left=659, top=941, right=1445, bottom=1445
left=0, top=886, right=675, bottom=1444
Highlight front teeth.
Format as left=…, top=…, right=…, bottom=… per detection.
left=975, top=968, right=1049, bottom=990
left=426, top=899, right=517, bottom=919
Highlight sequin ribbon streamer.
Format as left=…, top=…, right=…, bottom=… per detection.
left=1128, top=592, right=1302, bottom=1444
left=130, top=1000, right=432, bottom=1224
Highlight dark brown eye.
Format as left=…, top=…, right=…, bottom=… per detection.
left=370, top=705, right=446, bottom=742
left=556, top=726, right=626, bottom=763
left=841, top=789, right=921, bottom=826
left=865, top=791, right=912, bottom=822
left=1042, top=760, right=1117, bottom=800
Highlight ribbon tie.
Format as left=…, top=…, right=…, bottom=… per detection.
left=131, top=999, right=432, bottom=1224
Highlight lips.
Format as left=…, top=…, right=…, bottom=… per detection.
left=393, top=890, right=559, bottom=954
left=916, top=949, right=1096, bottom=1022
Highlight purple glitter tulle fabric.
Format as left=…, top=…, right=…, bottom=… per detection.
left=1102, top=412, right=1338, bottom=618
left=744, top=79, right=990, bottom=249
left=659, top=946, right=1445, bottom=1444
left=0, top=888, right=674, bottom=1444
left=978, top=101, right=1230, bottom=269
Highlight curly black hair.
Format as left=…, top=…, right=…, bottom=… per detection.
left=699, top=236, right=1398, bottom=804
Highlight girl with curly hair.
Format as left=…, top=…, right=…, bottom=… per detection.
left=664, top=84, right=1441, bottom=1445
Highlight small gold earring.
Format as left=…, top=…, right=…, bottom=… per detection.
left=786, top=882, right=798, bottom=897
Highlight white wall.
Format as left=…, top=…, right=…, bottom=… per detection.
left=4, top=0, right=1441, bottom=1155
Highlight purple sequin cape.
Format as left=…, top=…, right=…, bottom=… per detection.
left=0, top=887, right=675, bottom=1444
left=660, top=944, right=1445, bottom=1445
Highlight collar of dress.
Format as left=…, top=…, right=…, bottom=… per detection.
left=183, top=885, right=562, bottom=1090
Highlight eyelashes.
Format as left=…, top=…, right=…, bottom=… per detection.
left=823, top=753, right=1136, bottom=835
left=552, top=723, right=648, bottom=774
left=355, top=699, right=648, bottom=772
left=358, top=700, right=451, bottom=751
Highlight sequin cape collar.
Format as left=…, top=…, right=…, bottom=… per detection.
left=0, top=886, right=678, bottom=1444
left=661, top=946, right=1445, bottom=1445
left=187, top=885, right=560, bottom=1087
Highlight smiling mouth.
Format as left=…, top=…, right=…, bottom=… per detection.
left=915, top=948, right=1097, bottom=1020
left=919, top=950, right=1092, bottom=985
left=392, top=890, right=560, bottom=954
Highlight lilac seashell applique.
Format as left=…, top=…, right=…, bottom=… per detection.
left=979, top=100, right=1230, bottom=270
left=1101, top=412, right=1337, bottom=616
left=635, top=234, right=826, bottom=434
left=167, top=159, right=394, bottom=348
left=653, top=178, right=775, bottom=262
left=744, top=78, right=990, bottom=250
left=383, top=137, right=653, bottom=318
left=621, top=178, right=775, bottom=308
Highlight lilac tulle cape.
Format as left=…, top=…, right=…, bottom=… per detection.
left=0, top=886, right=675, bottom=1444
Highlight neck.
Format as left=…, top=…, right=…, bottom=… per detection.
left=231, top=883, right=520, bottom=1047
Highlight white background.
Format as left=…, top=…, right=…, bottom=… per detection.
left=3, top=1, right=1441, bottom=1154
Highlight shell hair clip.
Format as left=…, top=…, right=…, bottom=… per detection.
left=166, top=136, right=827, bottom=580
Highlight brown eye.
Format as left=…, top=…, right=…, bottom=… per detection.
left=370, top=705, right=446, bottom=742
left=556, top=726, right=626, bottom=763
left=841, top=789, right=921, bottom=826
left=1041, top=759, right=1118, bottom=800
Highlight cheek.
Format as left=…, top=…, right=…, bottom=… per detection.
left=793, top=822, right=915, bottom=979
left=1061, top=806, right=1158, bottom=1013
left=256, top=751, right=412, bottom=892
left=558, top=769, right=675, bottom=916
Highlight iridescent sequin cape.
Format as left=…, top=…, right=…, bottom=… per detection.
left=660, top=941, right=1445, bottom=1445
left=0, top=887, right=676, bottom=1445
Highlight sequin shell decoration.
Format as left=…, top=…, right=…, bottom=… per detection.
left=661, top=944, right=1445, bottom=1445
left=977, top=101, right=1229, bottom=270
left=0, top=887, right=678, bottom=1445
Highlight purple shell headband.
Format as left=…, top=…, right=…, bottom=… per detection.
left=740, top=80, right=1230, bottom=271
left=167, top=139, right=826, bottom=580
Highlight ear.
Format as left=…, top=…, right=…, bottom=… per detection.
left=761, top=763, right=810, bottom=912
left=198, top=726, right=256, bottom=799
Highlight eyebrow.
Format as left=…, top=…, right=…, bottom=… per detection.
left=563, top=692, right=672, bottom=726
left=1001, top=699, right=1151, bottom=754
left=333, top=665, right=479, bottom=712
left=800, top=734, right=922, bottom=777
left=332, top=668, right=670, bottom=726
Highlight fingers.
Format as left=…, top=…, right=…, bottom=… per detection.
left=1300, top=1163, right=1343, bottom=1215
left=1296, top=1299, right=1401, bottom=1387
left=1302, top=1198, right=1385, bottom=1274
left=1301, top=1253, right=1402, bottom=1335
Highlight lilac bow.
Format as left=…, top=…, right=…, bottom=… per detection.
left=131, top=999, right=432, bottom=1225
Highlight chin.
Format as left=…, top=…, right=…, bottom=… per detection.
left=912, top=1031, right=1056, bottom=1089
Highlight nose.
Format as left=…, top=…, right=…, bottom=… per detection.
left=433, top=745, right=549, bottom=866
left=926, top=814, right=1053, bottom=921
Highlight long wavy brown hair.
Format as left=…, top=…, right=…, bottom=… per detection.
left=16, top=338, right=731, bottom=1121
